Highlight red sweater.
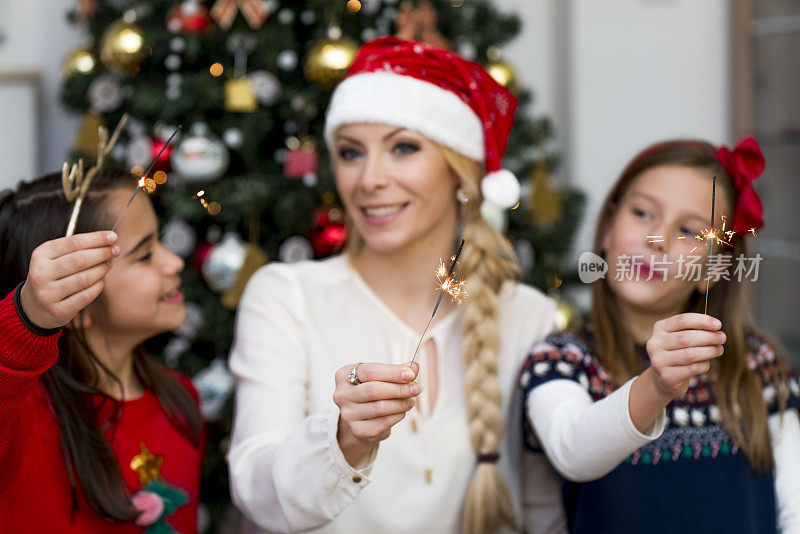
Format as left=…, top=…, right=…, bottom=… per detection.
left=0, top=289, right=203, bottom=533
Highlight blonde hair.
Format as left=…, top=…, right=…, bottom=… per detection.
left=345, top=144, right=521, bottom=532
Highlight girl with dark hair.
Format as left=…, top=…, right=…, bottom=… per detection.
left=0, top=169, right=203, bottom=533
left=519, top=137, right=800, bottom=533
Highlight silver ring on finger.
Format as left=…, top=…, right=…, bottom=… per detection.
left=348, top=363, right=363, bottom=386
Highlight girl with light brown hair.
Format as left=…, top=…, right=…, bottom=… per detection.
left=227, top=37, right=560, bottom=533
left=519, top=137, right=800, bottom=533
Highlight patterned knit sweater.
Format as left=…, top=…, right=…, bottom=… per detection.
left=519, top=328, right=800, bottom=534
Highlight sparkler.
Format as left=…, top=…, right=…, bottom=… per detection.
left=110, top=125, right=182, bottom=232
left=703, top=176, right=716, bottom=315
left=410, top=239, right=466, bottom=364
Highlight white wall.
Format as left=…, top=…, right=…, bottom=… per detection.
left=568, top=0, right=729, bottom=259
left=496, top=0, right=729, bottom=265
left=0, top=0, right=82, bottom=190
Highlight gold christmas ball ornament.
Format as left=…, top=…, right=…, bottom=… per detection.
left=304, top=27, right=359, bottom=90
left=553, top=298, right=581, bottom=331
left=100, top=20, right=148, bottom=74
left=61, top=45, right=96, bottom=78
left=486, top=46, right=516, bottom=90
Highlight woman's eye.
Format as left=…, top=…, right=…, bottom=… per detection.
left=137, top=252, right=152, bottom=263
left=632, top=207, right=649, bottom=219
left=337, top=147, right=361, bottom=161
left=393, top=142, right=420, bottom=155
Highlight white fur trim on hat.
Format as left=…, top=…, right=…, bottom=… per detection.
left=324, top=71, right=485, bottom=161
left=480, top=169, right=520, bottom=209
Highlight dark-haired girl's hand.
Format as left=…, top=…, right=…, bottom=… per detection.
left=19, top=231, right=120, bottom=330
left=645, top=313, right=726, bottom=399
left=333, top=361, right=421, bottom=467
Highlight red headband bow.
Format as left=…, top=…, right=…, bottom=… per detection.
left=716, top=136, right=765, bottom=235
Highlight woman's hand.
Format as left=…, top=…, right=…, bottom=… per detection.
left=334, top=361, right=421, bottom=467
left=19, top=231, right=120, bottom=330
left=645, top=313, right=725, bottom=399
left=630, top=313, right=725, bottom=433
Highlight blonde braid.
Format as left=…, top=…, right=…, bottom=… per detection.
left=442, top=147, right=520, bottom=534
left=342, top=142, right=521, bottom=532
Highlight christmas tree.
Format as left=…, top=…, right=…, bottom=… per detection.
left=59, top=0, right=584, bottom=529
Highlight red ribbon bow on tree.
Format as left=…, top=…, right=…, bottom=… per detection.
left=211, top=0, right=270, bottom=29
left=716, top=135, right=765, bottom=235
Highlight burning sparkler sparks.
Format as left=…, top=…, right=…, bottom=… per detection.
left=435, top=259, right=467, bottom=303
left=111, top=125, right=182, bottom=232
left=410, top=239, right=466, bottom=364
left=193, top=189, right=221, bottom=215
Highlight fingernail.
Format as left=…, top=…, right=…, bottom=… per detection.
left=107, top=232, right=118, bottom=242
left=410, top=384, right=421, bottom=395
left=111, top=246, right=121, bottom=256
left=719, top=332, right=726, bottom=342
left=713, top=318, right=721, bottom=328
left=402, top=368, right=415, bottom=381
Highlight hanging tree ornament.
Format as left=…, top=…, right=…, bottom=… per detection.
left=61, top=44, right=96, bottom=78
left=224, top=31, right=258, bottom=112
left=284, top=135, right=319, bottom=179
left=100, top=18, right=149, bottom=74
left=530, top=159, right=562, bottom=227
left=72, top=113, right=106, bottom=158
left=223, top=127, right=244, bottom=149
left=277, top=50, right=298, bottom=71
left=279, top=236, right=314, bottom=263
left=162, top=219, right=197, bottom=257
left=304, top=26, right=358, bottom=90
left=88, top=74, right=124, bottom=113
left=211, top=0, right=273, bottom=30
left=307, top=204, right=348, bottom=258
left=172, top=122, right=230, bottom=182
left=485, top=46, right=517, bottom=91
left=248, top=70, right=281, bottom=105
left=166, top=0, right=214, bottom=34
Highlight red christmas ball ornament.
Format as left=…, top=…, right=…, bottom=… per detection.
left=307, top=206, right=347, bottom=258
left=150, top=138, right=173, bottom=173
left=166, top=0, right=214, bottom=34
left=193, top=241, right=214, bottom=273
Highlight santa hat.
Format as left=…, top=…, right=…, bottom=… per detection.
left=324, top=36, right=521, bottom=211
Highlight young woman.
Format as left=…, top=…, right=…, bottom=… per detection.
left=227, top=37, right=560, bottom=533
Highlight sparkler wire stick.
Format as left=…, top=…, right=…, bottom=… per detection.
left=111, top=125, right=182, bottom=232
left=703, top=176, right=716, bottom=315
left=410, top=239, right=465, bottom=364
